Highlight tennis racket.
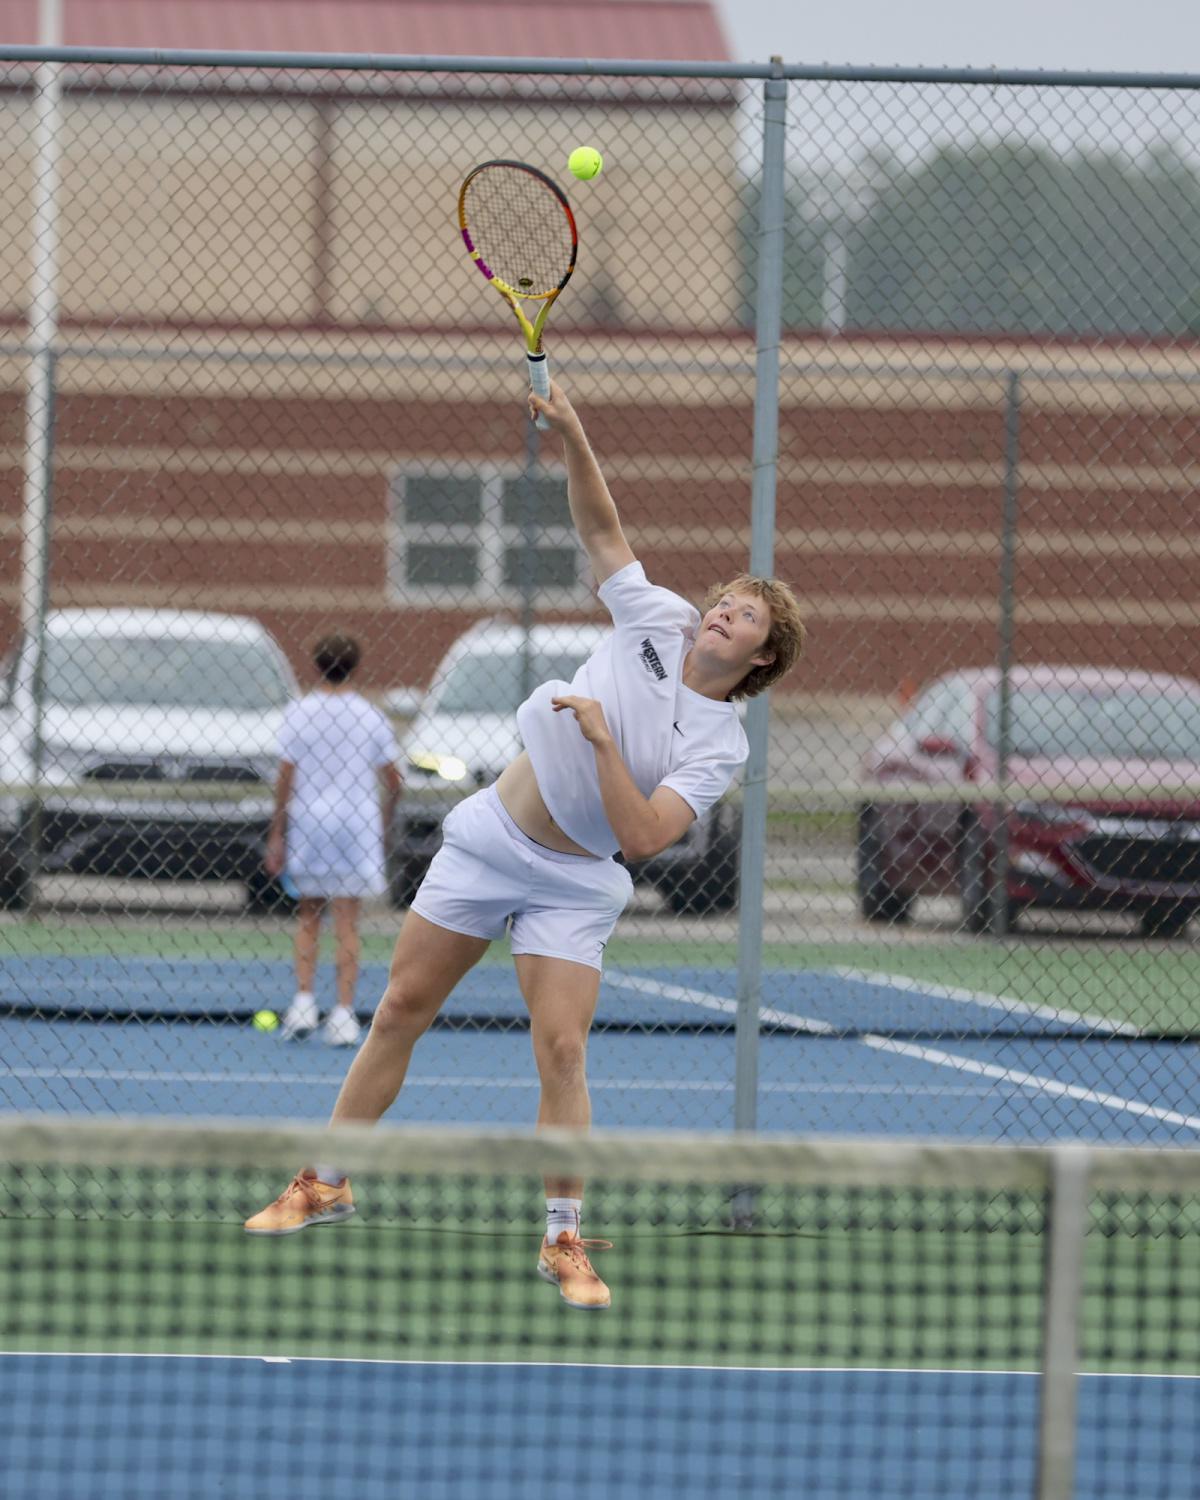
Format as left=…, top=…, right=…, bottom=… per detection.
left=458, top=159, right=578, bottom=429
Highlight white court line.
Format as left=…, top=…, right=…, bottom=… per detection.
left=821, top=968, right=1140, bottom=1037
left=605, top=973, right=833, bottom=1034
left=0, top=1066, right=997, bottom=1097
left=863, top=1036, right=1200, bottom=1133
left=0, top=1349, right=1196, bottom=1382
left=614, top=973, right=1200, bottom=1135
left=9, top=974, right=1187, bottom=1126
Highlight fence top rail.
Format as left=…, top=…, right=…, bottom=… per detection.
left=1, top=47, right=1200, bottom=90
left=2, top=339, right=1200, bottom=392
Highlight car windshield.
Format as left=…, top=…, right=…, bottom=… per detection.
left=44, top=635, right=292, bottom=711
left=986, top=686, right=1200, bottom=762
left=432, top=649, right=592, bottom=715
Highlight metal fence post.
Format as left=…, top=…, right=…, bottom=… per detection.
left=1036, top=1144, right=1090, bottom=1500
left=733, top=57, right=787, bottom=1185
left=21, top=7, right=63, bottom=915
left=518, top=415, right=541, bottom=705
left=25, top=346, right=58, bottom=908
left=992, top=370, right=1021, bottom=936
left=22, top=2, right=61, bottom=645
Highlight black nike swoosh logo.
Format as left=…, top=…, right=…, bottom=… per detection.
left=673, top=722, right=683, bottom=735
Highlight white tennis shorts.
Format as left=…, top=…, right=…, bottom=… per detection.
left=410, top=786, right=633, bottom=971
left=286, top=806, right=386, bottom=900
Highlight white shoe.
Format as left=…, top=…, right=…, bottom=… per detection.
left=322, top=1007, right=362, bottom=1047
left=279, top=993, right=319, bottom=1040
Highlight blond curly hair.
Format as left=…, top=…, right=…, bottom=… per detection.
left=701, top=575, right=806, bottom=700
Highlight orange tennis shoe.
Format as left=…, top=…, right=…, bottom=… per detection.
left=537, top=1231, right=612, bottom=1309
left=243, top=1169, right=355, bottom=1236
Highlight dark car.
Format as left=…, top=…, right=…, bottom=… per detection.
left=0, top=608, right=298, bottom=912
left=857, top=666, right=1200, bottom=938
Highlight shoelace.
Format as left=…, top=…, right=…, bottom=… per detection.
left=279, top=1173, right=328, bottom=1213
left=553, top=1237, right=613, bottom=1275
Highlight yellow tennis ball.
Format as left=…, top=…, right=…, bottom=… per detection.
left=568, top=146, right=603, bottom=181
left=252, top=1010, right=279, bottom=1033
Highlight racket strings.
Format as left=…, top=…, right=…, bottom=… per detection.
left=464, top=168, right=575, bottom=297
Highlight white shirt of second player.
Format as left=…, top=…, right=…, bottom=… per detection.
left=279, top=691, right=398, bottom=899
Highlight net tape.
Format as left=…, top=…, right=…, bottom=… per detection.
left=3, top=1113, right=1199, bottom=1193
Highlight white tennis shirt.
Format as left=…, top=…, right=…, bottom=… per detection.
left=279, top=690, right=397, bottom=841
left=517, top=562, right=749, bottom=858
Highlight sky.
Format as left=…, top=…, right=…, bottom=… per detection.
left=716, top=0, right=1200, bottom=75
left=713, top=1, right=1200, bottom=174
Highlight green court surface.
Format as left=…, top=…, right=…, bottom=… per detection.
left=3, top=1177, right=1196, bottom=1374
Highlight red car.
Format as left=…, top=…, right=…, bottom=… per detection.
left=858, top=666, right=1200, bottom=938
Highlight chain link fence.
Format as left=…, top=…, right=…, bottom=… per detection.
left=1, top=49, right=1198, bottom=1143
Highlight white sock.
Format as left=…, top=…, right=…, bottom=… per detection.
left=292, top=990, right=315, bottom=1009
left=546, top=1197, right=582, bottom=1243
left=314, top=1165, right=345, bottom=1186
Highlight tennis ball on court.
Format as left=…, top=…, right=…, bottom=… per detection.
left=252, top=1010, right=280, bottom=1033
left=568, top=146, right=603, bottom=181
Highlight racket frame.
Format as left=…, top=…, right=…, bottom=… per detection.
left=458, top=159, right=578, bottom=423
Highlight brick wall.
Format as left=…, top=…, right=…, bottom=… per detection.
left=2, top=332, right=1196, bottom=699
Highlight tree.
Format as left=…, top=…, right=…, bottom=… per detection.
left=741, top=141, right=1200, bottom=339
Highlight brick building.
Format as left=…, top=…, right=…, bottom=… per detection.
left=0, top=1, right=1195, bottom=704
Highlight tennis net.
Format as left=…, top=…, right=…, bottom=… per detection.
left=1, top=1118, right=1197, bottom=1499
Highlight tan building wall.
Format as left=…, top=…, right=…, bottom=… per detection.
left=0, top=79, right=1194, bottom=701
left=0, top=87, right=743, bottom=331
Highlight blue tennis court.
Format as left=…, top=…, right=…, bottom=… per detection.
left=3, top=952, right=1198, bottom=1500
left=3, top=1354, right=1197, bottom=1499
left=2, top=955, right=1198, bottom=1144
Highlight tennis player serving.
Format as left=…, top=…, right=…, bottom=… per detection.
left=246, top=381, right=806, bottom=1310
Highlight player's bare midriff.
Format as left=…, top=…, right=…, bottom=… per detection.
left=495, top=751, right=595, bottom=858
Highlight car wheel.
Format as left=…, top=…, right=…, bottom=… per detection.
left=387, top=856, right=430, bottom=910
left=0, top=858, right=32, bottom=911
left=245, top=869, right=299, bottom=916
left=856, top=806, right=912, bottom=924
left=958, top=816, right=1014, bottom=935
left=1140, top=901, right=1194, bottom=939
left=663, top=838, right=739, bottom=916
left=0, top=821, right=34, bottom=912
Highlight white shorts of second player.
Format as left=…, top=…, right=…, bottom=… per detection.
left=411, top=785, right=633, bottom=972
left=286, top=807, right=386, bottom=900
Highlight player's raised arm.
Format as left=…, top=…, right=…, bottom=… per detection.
left=529, top=380, right=636, bottom=586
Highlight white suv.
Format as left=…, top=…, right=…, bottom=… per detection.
left=0, top=609, right=298, bottom=910
left=389, top=619, right=740, bottom=915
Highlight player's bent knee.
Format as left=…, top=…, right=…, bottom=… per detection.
left=534, top=1029, right=588, bottom=1082
left=371, top=983, right=441, bottom=1039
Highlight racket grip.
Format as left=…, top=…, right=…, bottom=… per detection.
left=527, top=352, right=551, bottom=430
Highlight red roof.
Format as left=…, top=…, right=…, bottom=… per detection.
left=0, top=0, right=731, bottom=62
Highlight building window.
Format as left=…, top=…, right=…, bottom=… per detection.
left=388, top=465, right=587, bottom=606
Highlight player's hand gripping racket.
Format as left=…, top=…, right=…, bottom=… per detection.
left=458, top=160, right=578, bottom=429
